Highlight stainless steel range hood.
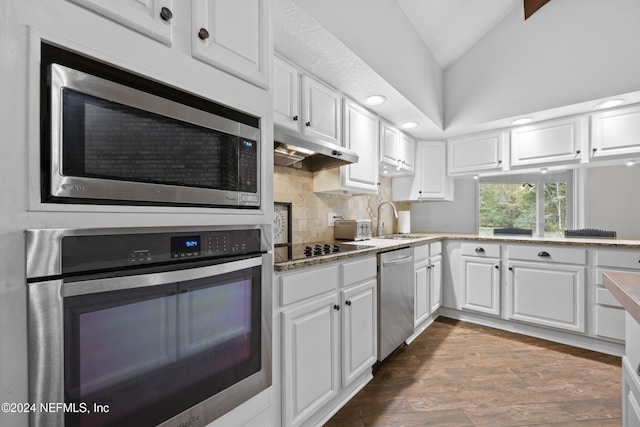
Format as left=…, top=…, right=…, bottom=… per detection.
left=274, top=126, right=358, bottom=171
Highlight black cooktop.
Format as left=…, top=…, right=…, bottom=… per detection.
left=274, top=241, right=374, bottom=262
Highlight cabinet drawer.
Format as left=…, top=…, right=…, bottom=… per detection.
left=430, top=241, right=442, bottom=256
left=508, top=245, right=586, bottom=264
left=341, top=256, right=377, bottom=286
left=596, top=287, right=624, bottom=308
left=279, top=265, right=339, bottom=306
left=596, top=249, right=640, bottom=270
left=462, top=242, right=501, bottom=258
left=414, top=244, right=429, bottom=261
left=595, top=305, right=625, bottom=341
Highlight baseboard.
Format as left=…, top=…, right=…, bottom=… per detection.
left=439, top=307, right=625, bottom=357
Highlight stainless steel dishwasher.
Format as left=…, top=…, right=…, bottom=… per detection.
left=378, top=247, right=415, bottom=361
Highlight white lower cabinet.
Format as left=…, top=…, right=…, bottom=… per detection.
left=593, top=249, right=640, bottom=342
left=623, top=313, right=640, bottom=427
left=430, top=253, right=443, bottom=313
left=277, top=256, right=377, bottom=427
left=623, top=357, right=640, bottom=427
left=341, top=279, right=377, bottom=387
left=507, top=245, right=586, bottom=333
left=282, top=294, right=340, bottom=427
left=461, top=243, right=501, bottom=316
left=414, top=243, right=442, bottom=328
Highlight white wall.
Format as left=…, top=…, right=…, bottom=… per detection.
left=584, top=165, right=640, bottom=239
left=445, top=0, right=640, bottom=134
left=410, top=178, right=477, bottom=233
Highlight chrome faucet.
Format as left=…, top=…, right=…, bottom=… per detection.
left=377, top=201, right=398, bottom=236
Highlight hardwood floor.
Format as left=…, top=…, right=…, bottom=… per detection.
left=326, top=317, right=622, bottom=427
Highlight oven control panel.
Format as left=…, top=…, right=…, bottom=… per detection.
left=61, top=228, right=263, bottom=275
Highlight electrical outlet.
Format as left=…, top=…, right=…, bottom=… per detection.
left=328, top=213, right=338, bottom=227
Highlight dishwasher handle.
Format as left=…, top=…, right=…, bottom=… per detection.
left=382, top=255, right=413, bottom=266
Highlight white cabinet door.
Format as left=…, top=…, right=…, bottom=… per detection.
left=342, top=99, right=379, bottom=193
left=302, top=75, right=342, bottom=145
left=379, top=121, right=414, bottom=176
left=192, top=0, right=270, bottom=88
left=623, top=357, right=640, bottom=427
left=341, top=279, right=377, bottom=388
left=448, top=131, right=505, bottom=175
left=282, top=294, right=340, bottom=427
left=273, top=56, right=301, bottom=131
left=462, top=257, right=501, bottom=316
left=399, top=133, right=416, bottom=174
left=430, top=255, right=443, bottom=313
left=591, top=105, right=640, bottom=159
left=68, top=0, right=174, bottom=44
left=379, top=120, right=401, bottom=169
left=510, top=117, right=585, bottom=167
left=508, top=261, right=585, bottom=333
left=416, top=141, right=450, bottom=200
left=392, top=140, right=452, bottom=201
left=414, top=257, right=430, bottom=327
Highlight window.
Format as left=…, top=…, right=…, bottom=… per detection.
left=478, top=171, right=573, bottom=237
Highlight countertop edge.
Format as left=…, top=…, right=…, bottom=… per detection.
left=274, top=233, right=640, bottom=272
left=603, top=271, right=640, bottom=325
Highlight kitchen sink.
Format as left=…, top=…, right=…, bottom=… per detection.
left=379, top=234, right=422, bottom=240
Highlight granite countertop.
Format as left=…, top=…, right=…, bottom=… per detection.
left=274, top=232, right=640, bottom=272
left=603, top=271, right=640, bottom=324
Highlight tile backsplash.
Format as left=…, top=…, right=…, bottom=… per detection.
left=274, top=165, right=409, bottom=243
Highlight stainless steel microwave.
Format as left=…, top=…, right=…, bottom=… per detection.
left=42, top=48, right=260, bottom=208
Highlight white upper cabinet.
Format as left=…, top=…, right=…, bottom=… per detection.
left=302, top=75, right=342, bottom=146
left=273, top=56, right=301, bottom=131
left=399, top=133, right=416, bottom=174
left=342, top=100, right=379, bottom=192
left=448, top=130, right=505, bottom=175
left=392, top=141, right=452, bottom=201
left=591, top=104, right=640, bottom=159
left=510, top=117, right=586, bottom=167
left=192, top=0, right=271, bottom=89
left=313, top=100, right=378, bottom=195
left=68, top=0, right=174, bottom=45
left=379, top=120, right=414, bottom=176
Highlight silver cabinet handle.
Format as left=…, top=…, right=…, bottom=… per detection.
left=382, top=256, right=413, bottom=266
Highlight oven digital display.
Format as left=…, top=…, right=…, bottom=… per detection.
left=171, top=235, right=201, bottom=258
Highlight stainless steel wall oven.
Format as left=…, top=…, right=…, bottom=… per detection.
left=26, top=225, right=272, bottom=427
left=40, top=43, right=261, bottom=208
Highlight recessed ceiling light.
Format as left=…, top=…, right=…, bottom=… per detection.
left=626, top=160, right=635, bottom=167
left=596, top=99, right=624, bottom=109
left=512, top=117, right=534, bottom=125
left=400, top=122, right=418, bottom=129
left=366, top=95, right=386, bottom=105
left=541, top=167, right=548, bottom=174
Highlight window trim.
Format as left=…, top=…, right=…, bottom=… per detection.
left=477, top=170, right=575, bottom=237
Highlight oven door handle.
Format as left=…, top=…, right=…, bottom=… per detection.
left=63, top=255, right=264, bottom=297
